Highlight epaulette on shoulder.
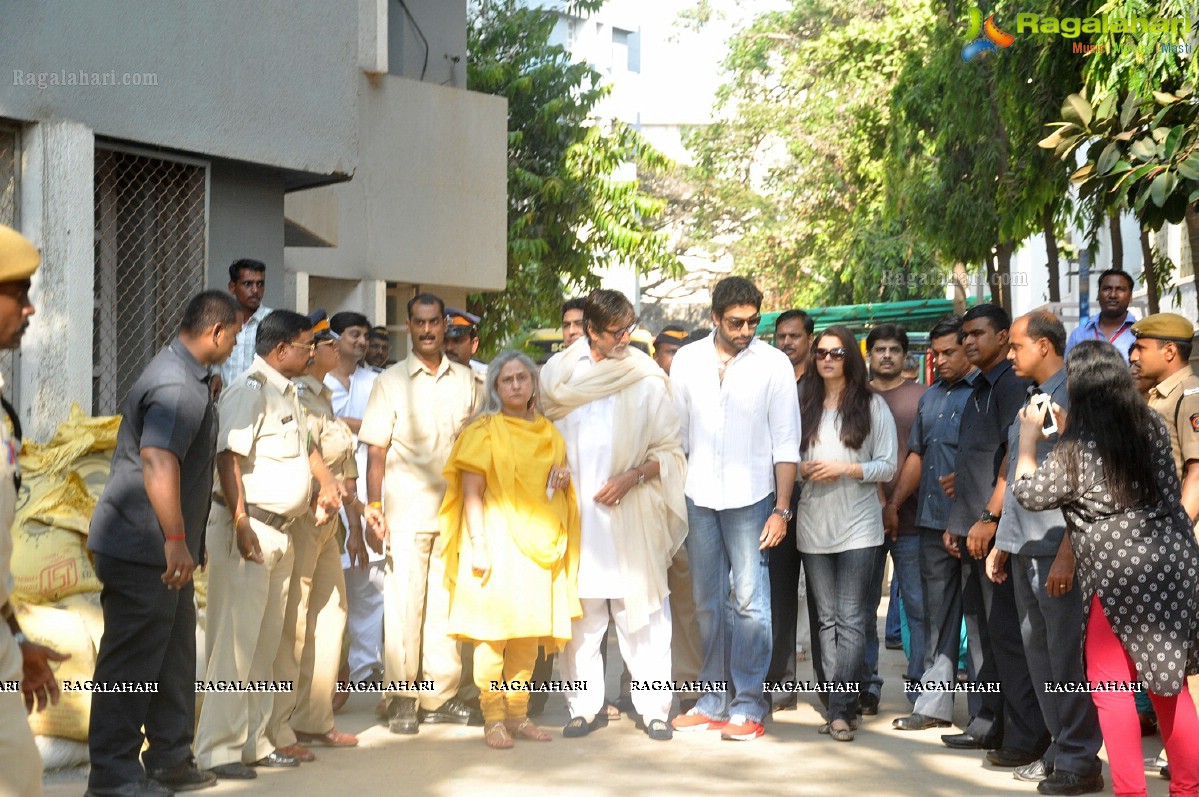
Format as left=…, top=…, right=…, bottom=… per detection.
left=245, top=374, right=265, bottom=390
left=1184, top=386, right=1199, bottom=397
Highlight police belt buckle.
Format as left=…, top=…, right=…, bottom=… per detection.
left=246, top=504, right=295, bottom=532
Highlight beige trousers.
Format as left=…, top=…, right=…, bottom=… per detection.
left=267, top=513, right=347, bottom=746
left=0, top=691, right=42, bottom=797
left=383, top=531, right=460, bottom=709
left=667, top=544, right=703, bottom=683
left=194, top=504, right=293, bottom=769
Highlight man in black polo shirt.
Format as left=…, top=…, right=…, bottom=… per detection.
left=86, top=291, right=241, bottom=797
left=951, top=304, right=1047, bottom=766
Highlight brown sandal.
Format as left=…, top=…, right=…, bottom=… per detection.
left=484, top=721, right=513, bottom=749
left=505, top=717, right=551, bottom=741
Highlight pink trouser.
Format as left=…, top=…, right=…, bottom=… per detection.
left=1085, top=595, right=1199, bottom=797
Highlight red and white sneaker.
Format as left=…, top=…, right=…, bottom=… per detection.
left=720, top=715, right=765, bottom=741
left=671, top=708, right=728, bottom=732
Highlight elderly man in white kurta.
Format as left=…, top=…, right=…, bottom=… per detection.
left=539, top=289, right=687, bottom=742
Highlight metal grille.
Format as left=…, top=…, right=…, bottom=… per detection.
left=0, top=127, right=19, bottom=404
left=93, top=147, right=206, bottom=414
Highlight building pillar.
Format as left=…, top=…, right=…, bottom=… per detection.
left=19, top=121, right=94, bottom=441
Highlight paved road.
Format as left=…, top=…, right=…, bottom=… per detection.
left=44, top=623, right=1172, bottom=796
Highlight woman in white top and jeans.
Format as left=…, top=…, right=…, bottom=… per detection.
left=796, top=325, right=897, bottom=741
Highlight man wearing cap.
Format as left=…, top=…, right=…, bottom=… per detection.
left=86, top=290, right=241, bottom=797
left=266, top=311, right=359, bottom=762
left=652, top=325, right=689, bottom=375
left=360, top=292, right=482, bottom=734
left=324, top=313, right=384, bottom=702
left=444, top=308, right=487, bottom=375
left=194, top=310, right=342, bottom=779
left=1065, top=269, right=1137, bottom=363
left=365, top=327, right=391, bottom=372
left=0, top=225, right=69, bottom=797
left=1130, top=313, right=1199, bottom=522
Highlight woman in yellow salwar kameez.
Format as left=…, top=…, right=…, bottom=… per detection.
left=440, top=350, right=581, bottom=749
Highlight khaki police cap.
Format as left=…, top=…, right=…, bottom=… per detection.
left=0, top=224, right=39, bottom=283
left=1132, top=313, right=1195, bottom=343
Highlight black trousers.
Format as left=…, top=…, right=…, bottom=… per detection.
left=88, top=554, right=196, bottom=789
left=767, top=493, right=821, bottom=689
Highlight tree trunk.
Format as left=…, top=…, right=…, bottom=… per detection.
left=1109, top=211, right=1123, bottom=271
left=985, top=254, right=999, bottom=306
left=995, top=242, right=1014, bottom=311
left=952, top=262, right=969, bottom=316
left=1141, top=225, right=1160, bottom=314
left=1185, top=206, right=1199, bottom=320
left=1043, top=205, right=1060, bottom=303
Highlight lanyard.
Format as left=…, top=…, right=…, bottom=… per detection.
left=1094, top=319, right=1132, bottom=345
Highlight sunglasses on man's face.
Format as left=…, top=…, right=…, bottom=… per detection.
left=723, top=314, right=761, bottom=332
left=814, top=347, right=847, bottom=361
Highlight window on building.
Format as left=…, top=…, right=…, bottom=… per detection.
left=93, top=146, right=207, bottom=414
left=612, top=27, right=640, bottom=74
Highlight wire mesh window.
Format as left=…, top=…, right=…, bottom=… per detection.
left=0, top=127, right=19, bottom=404
left=93, top=148, right=206, bottom=414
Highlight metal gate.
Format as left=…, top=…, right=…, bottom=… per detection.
left=93, top=146, right=207, bottom=414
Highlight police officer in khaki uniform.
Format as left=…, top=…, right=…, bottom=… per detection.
left=195, top=310, right=341, bottom=780
left=0, top=225, right=67, bottom=797
left=360, top=292, right=482, bottom=735
left=1130, top=313, right=1199, bottom=522
left=268, top=311, right=359, bottom=760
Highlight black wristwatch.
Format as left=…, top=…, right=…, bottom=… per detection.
left=772, top=507, right=794, bottom=522
left=979, top=509, right=1001, bottom=524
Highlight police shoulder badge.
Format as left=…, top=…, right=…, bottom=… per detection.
left=1190, top=413, right=1199, bottom=433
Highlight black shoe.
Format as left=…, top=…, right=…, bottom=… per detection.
left=772, top=694, right=798, bottom=711
left=1161, top=765, right=1171, bottom=780
left=942, top=730, right=1001, bottom=749
left=562, top=713, right=609, bottom=738
left=645, top=719, right=673, bottom=741
left=251, top=751, right=299, bottom=768
left=1037, top=771, right=1104, bottom=795
left=85, top=782, right=174, bottom=797
left=885, top=639, right=905, bottom=650
left=859, top=693, right=879, bottom=716
left=388, top=696, right=419, bottom=734
left=892, top=713, right=951, bottom=731
left=988, top=747, right=1042, bottom=768
left=205, top=763, right=256, bottom=780
left=421, top=696, right=483, bottom=726
left=146, top=758, right=216, bottom=792
left=1014, top=759, right=1052, bottom=783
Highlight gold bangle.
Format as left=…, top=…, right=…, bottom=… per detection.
left=233, top=512, right=249, bottom=527
left=367, top=501, right=383, bottom=509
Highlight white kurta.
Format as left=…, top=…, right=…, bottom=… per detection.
left=554, top=355, right=621, bottom=600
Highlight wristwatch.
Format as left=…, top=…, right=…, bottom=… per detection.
left=979, top=509, right=1001, bottom=524
left=772, top=507, right=794, bottom=522
left=13, top=630, right=28, bottom=646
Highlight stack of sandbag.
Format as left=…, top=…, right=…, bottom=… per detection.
left=11, top=403, right=118, bottom=765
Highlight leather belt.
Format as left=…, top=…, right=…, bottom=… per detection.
left=212, top=494, right=295, bottom=532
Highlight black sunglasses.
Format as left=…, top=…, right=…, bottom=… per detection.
left=814, top=347, right=847, bottom=361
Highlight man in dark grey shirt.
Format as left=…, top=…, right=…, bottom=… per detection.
left=86, top=291, right=240, bottom=797
left=988, top=312, right=1103, bottom=794
left=950, top=304, right=1047, bottom=767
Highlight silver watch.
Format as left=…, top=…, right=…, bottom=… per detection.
left=771, top=507, right=794, bottom=522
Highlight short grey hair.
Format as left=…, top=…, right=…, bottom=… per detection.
left=476, top=349, right=540, bottom=419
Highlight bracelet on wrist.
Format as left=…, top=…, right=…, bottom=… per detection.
left=367, top=501, right=383, bottom=509
left=233, top=512, right=249, bottom=528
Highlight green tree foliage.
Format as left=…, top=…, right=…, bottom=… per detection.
left=466, top=0, right=680, bottom=355
left=688, top=0, right=943, bottom=309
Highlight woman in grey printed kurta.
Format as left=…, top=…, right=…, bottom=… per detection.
left=1011, top=340, right=1199, bottom=797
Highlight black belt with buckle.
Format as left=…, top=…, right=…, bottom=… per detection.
left=212, top=494, right=295, bottom=531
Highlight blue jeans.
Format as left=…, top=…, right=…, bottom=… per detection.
left=685, top=495, right=773, bottom=723
left=803, top=545, right=881, bottom=723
